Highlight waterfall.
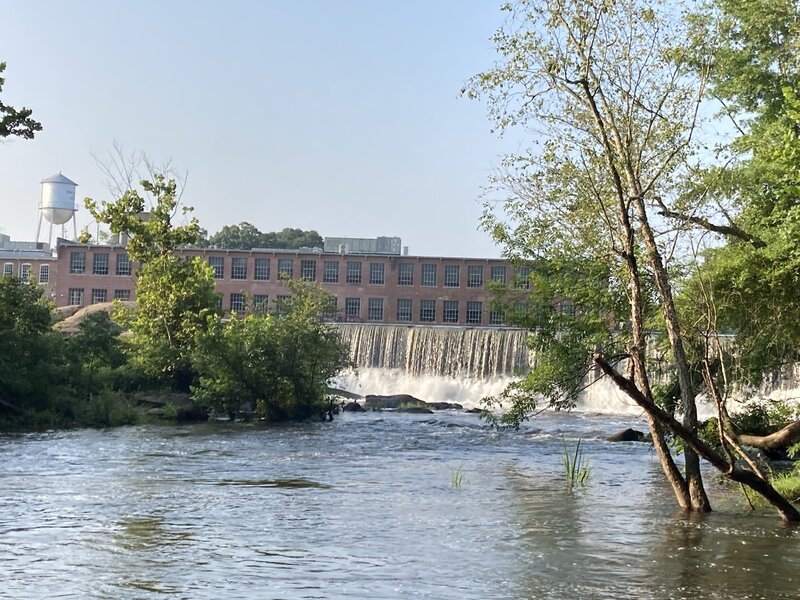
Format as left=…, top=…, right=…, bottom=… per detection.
left=334, top=324, right=800, bottom=415
left=333, top=324, right=531, bottom=409
left=336, top=324, right=530, bottom=378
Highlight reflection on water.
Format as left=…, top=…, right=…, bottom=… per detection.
left=1, top=413, right=799, bottom=599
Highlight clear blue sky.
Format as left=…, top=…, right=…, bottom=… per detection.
left=0, top=0, right=518, bottom=257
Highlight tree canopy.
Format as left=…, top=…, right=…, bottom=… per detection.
left=0, top=62, right=42, bottom=139
left=86, top=175, right=220, bottom=390
left=205, top=222, right=323, bottom=250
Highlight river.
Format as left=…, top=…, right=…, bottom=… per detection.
left=2, top=410, right=799, bottom=599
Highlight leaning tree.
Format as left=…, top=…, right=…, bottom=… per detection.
left=467, top=0, right=799, bottom=520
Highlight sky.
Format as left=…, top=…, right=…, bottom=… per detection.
left=0, top=0, right=521, bottom=258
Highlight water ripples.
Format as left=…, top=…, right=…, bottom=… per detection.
left=2, top=412, right=800, bottom=598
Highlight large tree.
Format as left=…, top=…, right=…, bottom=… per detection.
left=686, top=0, right=800, bottom=381
left=469, top=0, right=799, bottom=520
left=0, top=62, right=42, bottom=139
left=86, top=175, right=219, bottom=390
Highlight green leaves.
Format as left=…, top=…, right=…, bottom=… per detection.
left=85, top=174, right=203, bottom=264
left=0, top=61, right=42, bottom=140
left=192, top=280, right=350, bottom=422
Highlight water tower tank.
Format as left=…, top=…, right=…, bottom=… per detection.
left=40, top=173, right=77, bottom=225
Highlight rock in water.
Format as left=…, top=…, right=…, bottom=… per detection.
left=607, top=428, right=645, bottom=442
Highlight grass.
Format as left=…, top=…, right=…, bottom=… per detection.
left=562, top=437, right=591, bottom=492
left=452, top=465, right=468, bottom=489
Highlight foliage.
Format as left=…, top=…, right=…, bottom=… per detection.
left=0, top=276, right=63, bottom=418
left=85, top=174, right=204, bottom=263
left=192, top=279, right=351, bottom=422
left=468, top=0, right=706, bottom=437
left=86, top=174, right=220, bottom=390
left=207, top=222, right=323, bottom=250
left=562, top=438, right=591, bottom=492
left=64, top=311, right=126, bottom=401
left=671, top=0, right=800, bottom=386
left=0, top=62, right=42, bottom=139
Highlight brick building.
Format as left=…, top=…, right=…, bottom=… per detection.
left=49, top=239, right=531, bottom=327
left=0, top=234, right=58, bottom=299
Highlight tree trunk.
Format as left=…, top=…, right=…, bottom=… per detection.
left=632, top=195, right=711, bottom=513
left=739, top=421, right=800, bottom=451
left=594, top=354, right=800, bottom=522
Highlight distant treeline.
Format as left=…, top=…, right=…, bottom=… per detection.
left=198, top=223, right=323, bottom=250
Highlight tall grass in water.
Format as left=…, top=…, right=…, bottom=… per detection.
left=562, top=437, right=591, bottom=492
left=452, top=465, right=468, bottom=489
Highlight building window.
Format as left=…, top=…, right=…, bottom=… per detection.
left=116, top=253, right=131, bottom=276
left=514, top=301, right=528, bottom=316
left=398, top=263, right=413, bottom=286
left=489, top=310, right=504, bottom=326
left=114, top=289, right=131, bottom=301
left=323, top=260, right=339, bottom=283
left=491, top=265, right=507, bottom=284
left=253, top=294, right=269, bottom=314
left=39, top=264, right=50, bottom=283
left=231, top=257, right=247, bottom=280
left=346, top=261, right=362, bottom=284
left=420, top=299, right=436, bottom=322
left=443, top=300, right=459, bottom=323
left=20, top=263, right=31, bottom=281
left=254, top=258, right=270, bottom=281
left=208, top=256, right=224, bottom=279
left=368, top=297, right=384, bottom=321
left=301, top=260, right=317, bottom=281
left=276, top=295, right=291, bottom=314
left=93, top=252, right=109, bottom=275
left=444, top=264, right=460, bottom=287
left=396, top=298, right=412, bottom=322
left=466, top=301, right=483, bottom=325
left=278, top=259, right=294, bottom=279
left=369, top=262, right=385, bottom=285
left=559, top=302, right=576, bottom=316
left=229, top=292, right=246, bottom=313
left=215, top=297, right=223, bottom=310
left=345, top=297, right=361, bottom=320
left=322, top=297, right=338, bottom=320
left=68, top=288, right=84, bottom=305
left=92, top=289, right=108, bottom=304
left=3, top=263, right=12, bottom=276
left=515, top=265, right=530, bottom=289
left=421, top=263, right=437, bottom=286
left=70, top=251, right=86, bottom=274
left=467, top=265, right=484, bottom=288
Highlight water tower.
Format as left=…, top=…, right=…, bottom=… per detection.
left=36, top=173, right=78, bottom=246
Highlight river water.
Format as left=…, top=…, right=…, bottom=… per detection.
left=2, top=411, right=799, bottom=599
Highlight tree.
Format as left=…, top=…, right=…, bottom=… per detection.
left=86, top=175, right=219, bottom=390
left=0, top=62, right=42, bottom=139
left=192, top=279, right=350, bottom=421
left=670, top=0, right=800, bottom=456
left=685, top=0, right=800, bottom=381
left=207, top=223, right=323, bottom=250
left=0, top=276, right=62, bottom=420
left=468, top=0, right=800, bottom=520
